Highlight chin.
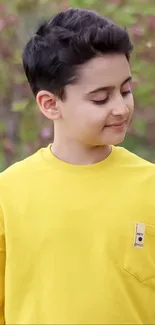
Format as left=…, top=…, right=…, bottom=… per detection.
left=99, top=133, right=126, bottom=146
left=97, top=126, right=127, bottom=146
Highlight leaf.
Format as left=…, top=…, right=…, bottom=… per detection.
left=104, top=3, right=120, bottom=15
left=12, top=99, right=29, bottom=112
left=14, top=73, right=27, bottom=84
left=133, top=83, right=154, bottom=106
left=12, top=49, right=22, bottom=64
left=0, top=121, right=6, bottom=133
left=0, top=150, right=6, bottom=172
left=113, top=9, right=137, bottom=25
left=132, top=118, right=147, bottom=136
left=19, top=112, right=39, bottom=142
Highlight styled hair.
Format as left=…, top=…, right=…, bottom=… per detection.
left=22, top=8, right=133, bottom=99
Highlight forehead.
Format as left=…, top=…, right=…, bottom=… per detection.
left=77, top=54, right=131, bottom=92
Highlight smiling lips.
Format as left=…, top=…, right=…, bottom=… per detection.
left=105, top=121, right=127, bottom=130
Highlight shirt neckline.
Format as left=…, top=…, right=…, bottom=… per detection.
left=41, top=144, right=118, bottom=175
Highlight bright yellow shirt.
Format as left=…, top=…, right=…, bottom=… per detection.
left=0, top=145, right=155, bottom=324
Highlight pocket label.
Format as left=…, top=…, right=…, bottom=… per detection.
left=133, top=223, right=145, bottom=248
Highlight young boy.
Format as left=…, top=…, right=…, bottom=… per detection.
left=0, top=7, right=155, bottom=325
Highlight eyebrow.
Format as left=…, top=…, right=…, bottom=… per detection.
left=87, top=76, right=132, bottom=95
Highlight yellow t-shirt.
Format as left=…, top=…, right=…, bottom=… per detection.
left=0, top=145, right=155, bottom=324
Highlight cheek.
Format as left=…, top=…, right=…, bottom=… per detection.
left=64, top=99, right=109, bottom=129
left=84, top=113, right=108, bottom=131
left=87, top=104, right=109, bottom=123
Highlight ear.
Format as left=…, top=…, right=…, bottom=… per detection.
left=36, top=90, right=61, bottom=120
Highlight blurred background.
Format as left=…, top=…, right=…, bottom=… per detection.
left=0, top=0, right=155, bottom=171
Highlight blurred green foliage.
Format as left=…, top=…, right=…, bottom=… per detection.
left=0, top=0, right=155, bottom=171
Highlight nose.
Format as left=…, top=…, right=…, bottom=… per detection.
left=111, top=95, right=129, bottom=117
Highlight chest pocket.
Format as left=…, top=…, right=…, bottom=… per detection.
left=124, top=222, right=155, bottom=282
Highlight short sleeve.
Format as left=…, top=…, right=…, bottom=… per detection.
left=0, top=206, right=5, bottom=324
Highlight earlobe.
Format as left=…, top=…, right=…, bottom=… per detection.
left=36, top=90, right=60, bottom=120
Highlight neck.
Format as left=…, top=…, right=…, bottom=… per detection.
left=51, top=139, right=111, bottom=165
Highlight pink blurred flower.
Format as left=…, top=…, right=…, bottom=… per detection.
left=0, top=5, right=6, bottom=12
left=41, top=127, right=51, bottom=139
left=0, top=19, right=5, bottom=30
left=147, top=15, right=155, bottom=29
left=131, top=25, right=144, bottom=40
left=4, top=139, right=14, bottom=152
left=6, top=14, right=18, bottom=25
left=131, top=81, right=137, bottom=89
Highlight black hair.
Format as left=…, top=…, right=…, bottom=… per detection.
left=22, top=8, right=133, bottom=99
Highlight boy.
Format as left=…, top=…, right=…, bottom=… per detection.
left=0, top=7, right=155, bottom=324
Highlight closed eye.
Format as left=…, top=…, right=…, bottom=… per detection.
left=122, top=90, right=131, bottom=97
left=91, top=98, right=108, bottom=105
left=91, top=90, right=132, bottom=106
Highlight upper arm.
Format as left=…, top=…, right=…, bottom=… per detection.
left=0, top=206, right=5, bottom=325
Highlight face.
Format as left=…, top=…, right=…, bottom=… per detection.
left=38, top=54, right=134, bottom=146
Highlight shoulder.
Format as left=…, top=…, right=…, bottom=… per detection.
left=114, top=146, right=155, bottom=184
left=115, top=145, right=155, bottom=167
left=0, top=148, right=44, bottom=187
left=0, top=148, right=48, bottom=212
left=115, top=146, right=155, bottom=167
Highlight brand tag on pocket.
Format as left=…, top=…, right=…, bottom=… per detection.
left=133, top=223, right=145, bottom=248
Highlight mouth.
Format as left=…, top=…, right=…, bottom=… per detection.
left=105, top=121, right=127, bottom=130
